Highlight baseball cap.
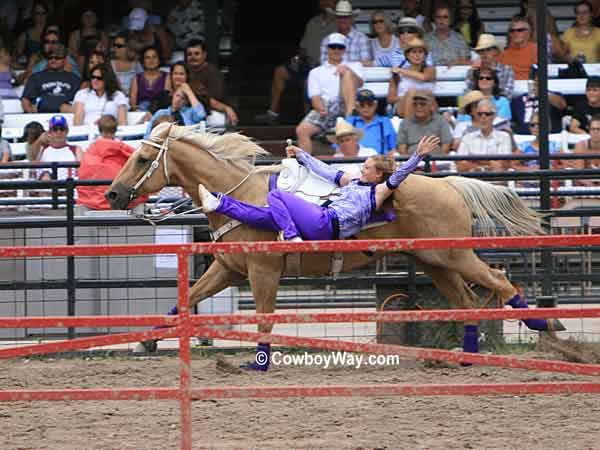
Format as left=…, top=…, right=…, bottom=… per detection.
left=49, top=115, right=68, bottom=129
left=356, top=89, right=376, bottom=103
left=587, top=76, right=600, bottom=89
left=327, top=33, right=347, bottom=48
left=129, top=8, right=148, bottom=31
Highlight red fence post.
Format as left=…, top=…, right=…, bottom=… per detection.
left=177, top=252, right=192, bottom=450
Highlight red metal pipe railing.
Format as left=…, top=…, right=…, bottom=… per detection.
left=1, top=234, right=600, bottom=450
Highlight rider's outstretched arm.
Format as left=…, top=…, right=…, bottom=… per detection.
left=292, top=146, right=352, bottom=187
left=374, top=135, right=440, bottom=209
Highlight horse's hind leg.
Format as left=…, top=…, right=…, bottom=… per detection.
left=418, top=261, right=482, bottom=354
left=240, top=255, right=285, bottom=371
left=450, top=251, right=565, bottom=332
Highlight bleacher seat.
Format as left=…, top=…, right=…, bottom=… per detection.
left=2, top=99, right=24, bottom=114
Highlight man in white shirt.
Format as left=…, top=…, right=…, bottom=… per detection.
left=295, top=32, right=364, bottom=153
left=456, top=99, right=512, bottom=172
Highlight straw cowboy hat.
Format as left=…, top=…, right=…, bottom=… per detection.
left=396, top=17, right=424, bottom=36
left=403, top=37, right=428, bottom=55
left=459, top=90, right=485, bottom=114
left=473, top=34, right=503, bottom=52
left=327, top=0, right=360, bottom=17
left=326, top=117, right=364, bottom=144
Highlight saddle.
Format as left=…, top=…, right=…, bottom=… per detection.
left=276, top=158, right=341, bottom=205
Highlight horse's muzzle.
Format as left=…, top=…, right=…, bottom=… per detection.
left=104, top=182, right=133, bottom=210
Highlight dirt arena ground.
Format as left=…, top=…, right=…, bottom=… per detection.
left=1, top=350, right=599, bottom=450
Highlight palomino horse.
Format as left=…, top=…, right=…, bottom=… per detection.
left=105, top=123, right=564, bottom=364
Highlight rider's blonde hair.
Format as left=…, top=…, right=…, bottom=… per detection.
left=369, top=154, right=397, bottom=182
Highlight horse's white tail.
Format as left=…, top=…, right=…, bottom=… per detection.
left=445, top=176, right=546, bottom=236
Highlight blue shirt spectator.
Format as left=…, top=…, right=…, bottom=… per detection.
left=144, top=85, right=206, bottom=138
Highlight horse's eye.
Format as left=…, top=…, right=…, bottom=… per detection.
left=137, top=157, right=149, bottom=165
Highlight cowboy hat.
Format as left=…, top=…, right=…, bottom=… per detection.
left=395, top=17, right=424, bottom=36
left=327, top=0, right=359, bottom=17
left=473, top=34, right=503, bottom=52
left=326, top=117, right=364, bottom=144
left=403, top=37, right=428, bottom=55
left=459, top=90, right=484, bottom=114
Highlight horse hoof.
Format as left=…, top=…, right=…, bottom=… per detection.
left=133, top=340, right=158, bottom=354
left=239, top=361, right=269, bottom=372
left=548, top=319, right=566, bottom=332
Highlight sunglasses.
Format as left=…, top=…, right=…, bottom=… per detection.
left=358, top=100, right=375, bottom=106
left=510, top=27, right=528, bottom=33
left=34, top=10, right=47, bottom=15
left=478, top=76, right=494, bottom=81
left=113, top=43, right=126, bottom=48
left=477, top=111, right=495, bottom=117
left=44, top=39, right=59, bottom=45
left=328, top=44, right=346, bottom=50
left=91, top=75, right=104, bottom=81
left=397, top=27, right=417, bottom=34
left=435, top=15, right=450, bottom=19
left=530, top=122, right=540, bottom=127
left=50, top=125, right=67, bottom=132
left=372, top=19, right=385, bottom=24
left=48, top=56, right=65, bottom=61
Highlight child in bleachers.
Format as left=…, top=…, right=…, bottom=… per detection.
left=21, top=121, right=44, bottom=162
left=0, top=46, right=20, bottom=99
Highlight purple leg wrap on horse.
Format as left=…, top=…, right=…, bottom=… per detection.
left=508, top=293, right=549, bottom=331
left=463, top=325, right=479, bottom=353
left=216, top=190, right=334, bottom=241
left=240, top=342, right=271, bottom=371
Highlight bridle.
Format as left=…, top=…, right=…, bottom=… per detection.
left=129, top=135, right=173, bottom=204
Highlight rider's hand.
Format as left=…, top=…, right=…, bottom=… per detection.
left=416, top=135, right=441, bottom=156
left=286, top=142, right=302, bottom=158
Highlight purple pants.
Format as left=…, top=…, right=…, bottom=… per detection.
left=216, top=190, right=335, bottom=240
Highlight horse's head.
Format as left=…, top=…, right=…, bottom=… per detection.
left=105, top=123, right=175, bottom=210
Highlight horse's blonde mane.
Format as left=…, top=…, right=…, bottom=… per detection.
left=149, top=123, right=271, bottom=171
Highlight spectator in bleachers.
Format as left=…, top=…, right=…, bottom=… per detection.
left=399, top=0, right=428, bottom=30
left=424, top=4, right=470, bottom=66
left=110, top=32, right=143, bottom=96
left=34, top=115, right=82, bottom=179
left=387, top=38, right=436, bottom=118
left=0, top=126, right=12, bottom=162
left=0, top=46, right=20, bottom=99
left=254, top=0, right=337, bottom=125
left=21, top=44, right=80, bottom=113
left=366, top=10, right=400, bottom=67
left=185, top=39, right=238, bottom=125
left=0, top=0, right=33, bottom=34
left=456, top=99, right=511, bottom=172
left=126, top=7, right=173, bottom=63
left=21, top=121, right=44, bottom=161
left=396, top=89, right=451, bottom=154
left=28, top=26, right=80, bottom=79
left=77, top=115, right=144, bottom=210
left=121, top=0, right=163, bottom=30
left=570, top=76, right=600, bottom=134
left=342, top=88, right=396, bottom=154
left=470, top=67, right=511, bottom=121
left=390, top=18, right=433, bottom=68
left=511, top=77, right=566, bottom=135
left=572, top=114, right=600, bottom=185
left=561, top=1, right=600, bottom=64
left=318, top=1, right=371, bottom=67
left=452, top=89, right=483, bottom=150
left=143, top=84, right=206, bottom=138
left=513, top=112, right=565, bottom=172
left=68, top=9, right=109, bottom=72
left=329, top=117, right=377, bottom=157
left=15, top=2, right=48, bottom=66
left=296, top=32, right=364, bottom=153
left=521, top=0, right=565, bottom=62
left=465, top=34, right=514, bottom=99
left=453, top=0, right=485, bottom=48
left=79, top=50, right=107, bottom=90
left=73, top=63, right=128, bottom=126
left=498, top=15, right=537, bottom=80
left=166, top=0, right=206, bottom=51
left=129, top=46, right=170, bottom=111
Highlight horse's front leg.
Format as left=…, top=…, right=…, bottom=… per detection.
left=136, top=258, right=243, bottom=353
left=239, top=255, right=285, bottom=371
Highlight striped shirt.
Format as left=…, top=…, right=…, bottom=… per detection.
left=320, top=28, right=371, bottom=64
left=424, top=30, right=470, bottom=66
